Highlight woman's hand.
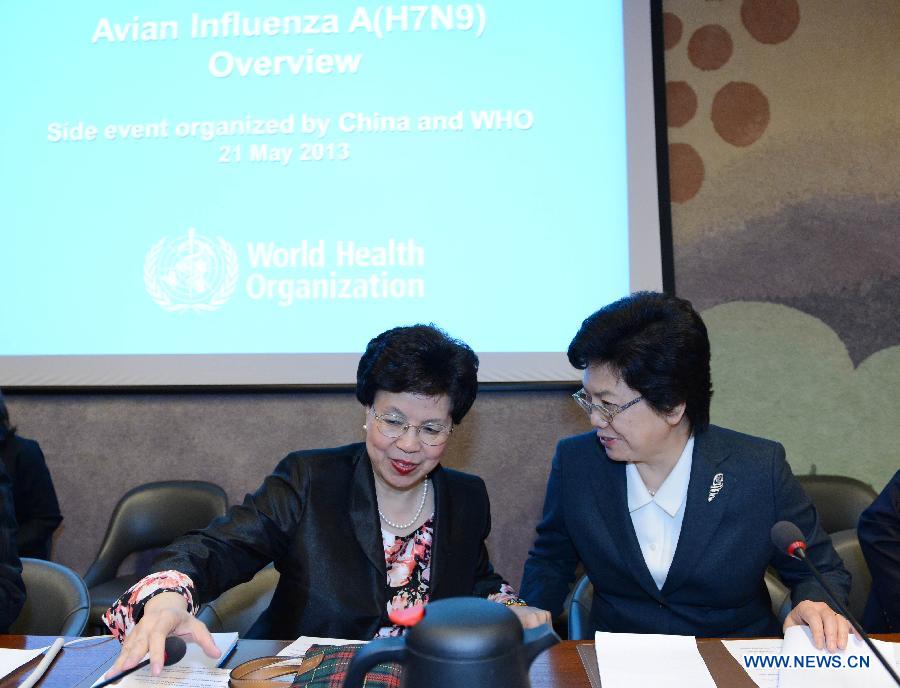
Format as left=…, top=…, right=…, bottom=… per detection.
left=506, top=604, right=553, bottom=629
left=105, top=591, right=221, bottom=677
left=783, top=600, right=853, bottom=652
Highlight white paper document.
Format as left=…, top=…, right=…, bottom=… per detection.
left=722, top=638, right=782, bottom=688
left=105, top=665, right=230, bottom=687
left=595, top=631, right=716, bottom=688
left=0, top=647, right=43, bottom=680
left=91, top=632, right=238, bottom=688
left=777, top=625, right=899, bottom=688
left=277, top=635, right=364, bottom=657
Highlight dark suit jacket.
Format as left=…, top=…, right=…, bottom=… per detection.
left=153, top=443, right=507, bottom=640
left=0, top=433, right=63, bottom=560
left=520, top=425, right=850, bottom=638
left=858, top=469, right=900, bottom=632
left=0, top=466, right=25, bottom=633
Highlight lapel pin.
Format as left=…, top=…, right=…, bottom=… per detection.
left=707, top=472, right=724, bottom=502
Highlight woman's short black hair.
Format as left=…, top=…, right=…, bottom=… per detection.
left=356, top=324, right=479, bottom=424
left=567, top=292, right=712, bottom=431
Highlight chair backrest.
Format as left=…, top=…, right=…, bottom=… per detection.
left=764, top=567, right=792, bottom=625
left=796, top=475, right=877, bottom=533
left=196, top=564, right=280, bottom=636
left=830, top=528, right=871, bottom=622
left=83, top=480, right=228, bottom=587
left=568, top=573, right=593, bottom=641
left=10, top=558, right=90, bottom=636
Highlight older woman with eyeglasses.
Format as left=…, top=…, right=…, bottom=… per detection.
left=104, top=324, right=549, bottom=677
left=520, top=292, right=852, bottom=650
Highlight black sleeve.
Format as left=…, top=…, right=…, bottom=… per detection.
left=469, top=478, right=510, bottom=598
left=151, top=454, right=307, bottom=603
left=0, top=467, right=25, bottom=633
left=9, top=439, right=62, bottom=560
left=858, top=470, right=900, bottom=631
left=768, top=444, right=851, bottom=610
left=519, top=445, right=580, bottom=617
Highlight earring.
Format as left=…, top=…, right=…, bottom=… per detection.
left=362, top=424, right=368, bottom=430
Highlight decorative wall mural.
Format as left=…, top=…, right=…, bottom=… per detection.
left=705, top=301, right=898, bottom=490
left=663, top=0, right=798, bottom=200
left=664, top=0, right=900, bottom=483
left=679, top=197, right=900, bottom=366
left=740, top=0, right=800, bottom=44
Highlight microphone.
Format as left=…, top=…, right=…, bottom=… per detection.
left=770, top=521, right=808, bottom=559
left=95, top=635, right=187, bottom=688
left=771, top=521, right=900, bottom=686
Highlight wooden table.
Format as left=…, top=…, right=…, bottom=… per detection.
left=1, top=635, right=897, bottom=687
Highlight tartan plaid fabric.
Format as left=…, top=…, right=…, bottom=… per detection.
left=292, top=644, right=402, bottom=688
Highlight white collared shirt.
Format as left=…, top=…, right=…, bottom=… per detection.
left=626, top=435, right=695, bottom=590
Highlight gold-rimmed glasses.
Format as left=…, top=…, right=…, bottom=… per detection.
left=370, top=409, right=453, bottom=446
left=571, top=389, right=643, bottom=425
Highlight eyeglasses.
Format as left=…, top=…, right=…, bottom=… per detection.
left=571, top=389, right=643, bottom=425
left=370, top=409, right=453, bottom=446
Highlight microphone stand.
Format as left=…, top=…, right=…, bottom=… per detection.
left=793, top=547, right=900, bottom=686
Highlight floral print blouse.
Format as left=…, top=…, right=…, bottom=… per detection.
left=104, top=515, right=525, bottom=641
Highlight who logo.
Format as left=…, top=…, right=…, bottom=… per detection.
left=144, top=228, right=239, bottom=312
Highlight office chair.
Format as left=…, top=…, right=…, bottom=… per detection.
left=10, top=558, right=90, bottom=636
left=568, top=573, right=593, bottom=640
left=83, top=480, right=228, bottom=632
left=197, top=564, right=280, bottom=636
left=829, top=528, right=871, bottom=622
left=764, top=568, right=792, bottom=625
left=796, top=475, right=877, bottom=534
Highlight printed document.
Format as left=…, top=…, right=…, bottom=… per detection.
left=777, top=625, right=899, bottom=688
left=594, top=631, right=716, bottom=688
left=722, top=638, right=782, bottom=688
left=90, top=632, right=238, bottom=687
left=278, top=635, right=364, bottom=657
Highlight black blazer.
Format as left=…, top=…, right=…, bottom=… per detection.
left=859, top=469, right=900, bottom=632
left=0, top=433, right=63, bottom=560
left=153, top=443, right=507, bottom=640
left=520, top=425, right=850, bottom=638
left=0, top=465, right=25, bottom=633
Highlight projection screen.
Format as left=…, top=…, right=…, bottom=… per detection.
left=0, top=1, right=670, bottom=386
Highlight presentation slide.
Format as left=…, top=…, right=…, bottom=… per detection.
left=1, top=2, right=665, bottom=386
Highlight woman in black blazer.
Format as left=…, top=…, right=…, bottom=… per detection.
left=0, top=467, right=25, bottom=633
left=859, top=470, right=900, bottom=631
left=105, top=324, right=549, bottom=677
left=521, top=292, right=852, bottom=650
left=0, top=392, right=63, bottom=560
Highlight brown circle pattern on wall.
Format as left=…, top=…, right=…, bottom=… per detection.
left=666, top=81, right=698, bottom=127
left=688, top=25, right=733, bottom=71
left=711, top=82, right=770, bottom=147
left=741, top=0, right=800, bottom=44
left=666, top=2, right=800, bottom=202
left=668, top=143, right=705, bottom=203
left=663, top=12, right=683, bottom=50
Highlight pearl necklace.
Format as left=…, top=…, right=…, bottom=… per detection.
left=378, top=480, right=429, bottom=530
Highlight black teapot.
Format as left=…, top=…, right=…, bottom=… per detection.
left=343, top=597, right=559, bottom=688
